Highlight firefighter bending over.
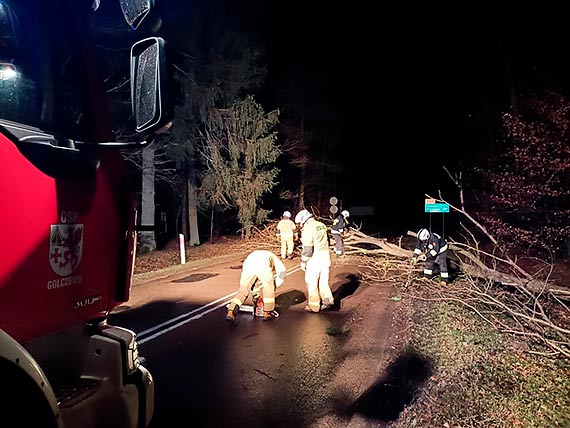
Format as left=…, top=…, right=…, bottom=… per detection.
left=331, top=209, right=350, bottom=256
left=295, top=209, right=335, bottom=312
left=276, top=211, right=297, bottom=259
left=411, top=228, right=449, bottom=285
left=226, top=250, right=286, bottom=323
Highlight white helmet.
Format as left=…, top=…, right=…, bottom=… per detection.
left=418, top=228, right=430, bottom=241
left=283, top=211, right=291, bottom=218
left=341, top=210, right=349, bottom=218
left=294, top=209, right=313, bottom=226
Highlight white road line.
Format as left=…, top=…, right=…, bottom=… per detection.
left=136, top=265, right=302, bottom=344
left=137, top=292, right=236, bottom=341
left=138, top=300, right=231, bottom=345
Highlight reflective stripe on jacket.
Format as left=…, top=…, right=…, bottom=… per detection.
left=300, top=217, right=331, bottom=264
left=277, top=218, right=297, bottom=237
left=414, top=232, right=448, bottom=257
left=331, top=214, right=348, bottom=235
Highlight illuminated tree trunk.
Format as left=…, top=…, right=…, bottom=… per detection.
left=187, top=178, right=200, bottom=246
left=140, top=145, right=156, bottom=252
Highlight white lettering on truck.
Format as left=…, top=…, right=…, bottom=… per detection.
left=60, top=211, right=79, bottom=223
left=47, top=274, right=83, bottom=289
left=74, top=295, right=102, bottom=309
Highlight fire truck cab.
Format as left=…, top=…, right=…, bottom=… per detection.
left=0, top=0, right=167, bottom=426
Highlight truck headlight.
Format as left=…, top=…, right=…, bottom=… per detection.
left=100, top=325, right=141, bottom=376
left=126, top=334, right=140, bottom=375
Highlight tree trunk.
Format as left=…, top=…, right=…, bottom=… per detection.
left=139, top=145, right=156, bottom=252
left=187, top=178, right=200, bottom=246
left=210, top=208, right=214, bottom=243
left=181, top=180, right=188, bottom=241
left=298, top=162, right=306, bottom=210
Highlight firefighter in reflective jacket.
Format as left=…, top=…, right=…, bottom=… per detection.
left=226, top=250, right=286, bottom=323
left=295, top=209, right=334, bottom=312
left=331, top=209, right=350, bottom=256
left=276, top=211, right=297, bottom=259
left=411, top=228, right=449, bottom=285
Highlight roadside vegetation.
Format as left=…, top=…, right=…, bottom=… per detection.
left=135, top=227, right=570, bottom=428
left=384, top=277, right=570, bottom=428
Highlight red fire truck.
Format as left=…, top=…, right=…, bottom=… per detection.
left=0, top=0, right=168, bottom=426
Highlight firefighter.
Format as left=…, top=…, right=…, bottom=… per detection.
left=226, top=250, right=286, bottom=323
left=411, top=228, right=449, bottom=285
left=331, top=209, right=350, bottom=256
left=276, top=211, right=297, bottom=259
left=295, top=209, right=335, bottom=312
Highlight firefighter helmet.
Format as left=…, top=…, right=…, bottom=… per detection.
left=294, top=209, right=313, bottom=226
left=341, top=210, right=349, bottom=218
left=418, top=228, right=430, bottom=241
left=283, top=211, right=291, bottom=218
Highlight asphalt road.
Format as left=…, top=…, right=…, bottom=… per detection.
left=108, top=255, right=396, bottom=428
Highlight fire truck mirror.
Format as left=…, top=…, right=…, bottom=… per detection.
left=120, top=0, right=152, bottom=30
left=130, top=36, right=168, bottom=134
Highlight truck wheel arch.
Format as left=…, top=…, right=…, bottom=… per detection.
left=0, top=329, right=62, bottom=428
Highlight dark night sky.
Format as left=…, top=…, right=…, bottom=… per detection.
left=125, top=3, right=570, bottom=235
left=238, top=7, right=570, bottom=234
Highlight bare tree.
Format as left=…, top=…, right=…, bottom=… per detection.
left=468, top=91, right=570, bottom=259
left=279, top=116, right=311, bottom=210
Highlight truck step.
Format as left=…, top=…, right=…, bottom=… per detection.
left=55, top=378, right=101, bottom=408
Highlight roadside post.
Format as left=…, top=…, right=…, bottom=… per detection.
left=179, top=233, right=186, bottom=264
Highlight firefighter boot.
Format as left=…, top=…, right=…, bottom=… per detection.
left=320, top=297, right=333, bottom=310
left=262, top=310, right=277, bottom=321
left=226, top=302, right=239, bottom=324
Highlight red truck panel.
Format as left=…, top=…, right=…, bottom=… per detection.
left=0, top=133, right=134, bottom=343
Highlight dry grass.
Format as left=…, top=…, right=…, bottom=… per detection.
left=133, top=223, right=283, bottom=275
left=381, top=279, right=570, bottom=428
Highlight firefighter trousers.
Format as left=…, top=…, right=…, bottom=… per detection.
left=423, top=251, right=449, bottom=283
left=280, top=235, right=294, bottom=259
left=332, top=233, right=343, bottom=255
left=231, top=270, right=276, bottom=311
left=304, top=258, right=334, bottom=312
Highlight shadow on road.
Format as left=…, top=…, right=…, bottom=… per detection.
left=331, top=273, right=362, bottom=310
left=275, top=289, right=306, bottom=311
left=348, top=349, right=433, bottom=423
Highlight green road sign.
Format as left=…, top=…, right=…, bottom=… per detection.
left=425, top=203, right=449, bottom=213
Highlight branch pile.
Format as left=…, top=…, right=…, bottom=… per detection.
left=237, top=212, right=569, bottom=358
left=341, top=205, right=570, bottom=359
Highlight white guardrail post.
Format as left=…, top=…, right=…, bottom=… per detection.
left=179, top=233, right=186, bottom=264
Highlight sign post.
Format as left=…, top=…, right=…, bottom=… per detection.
left=424, top=200, right=449, bottom=238
left=329, top=196, right=338, bottom=215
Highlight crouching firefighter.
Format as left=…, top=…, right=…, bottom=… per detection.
left=411, top=228, right=449, bottom=285
left=226, top=250, right=286, bottom=323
